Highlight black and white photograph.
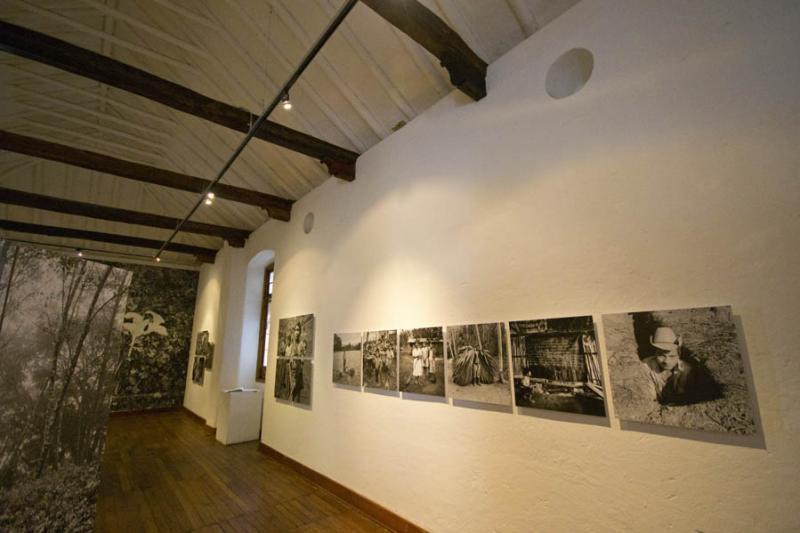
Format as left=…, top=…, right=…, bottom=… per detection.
left=333, top=332, right=362, bottom=387
left=277, top=314, right=314, bottom=359
left=603, top=306, right=755, bottom=433
left=274, top=357, right=313, bottom=406
left=0, top=241, right=131, bottom=532
left=191, top=356, right=205, bottom=385
left=511, top=316, right=606, bottom=416
left=203, top=342, right=215, bottom=371
left=445, top=322, right=512, bottom=406
left=399, top=327, right=445, bottom=396
left=196, top=330, right=211, bottom=356
left=362, top=330, right=398, bottom=391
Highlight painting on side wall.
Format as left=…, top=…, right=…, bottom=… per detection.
left=196, top=330, right=211, bottom=356
left=112, top=265, right=199, bottom=412
left=274, top=358, right=313, bottom=406
left=362, top=330, right=398, bottom=391
left=191, top=356, right=205, bottom=385
left=277, top=314, right=315, bottom=359
left=333, top=332, right=362, bottom=387
left=274, top=358, right=290, bottom=401
left=603, top=306, right=755, bottom=434
left=203, top=342, right=215, bottom=370
left=0, top=240, right=132, bottom=532
left=510, top=316, right=606, bottom=416
left=399, top=327, right=445, bottom=397
left=445, top=322, right=512, bottom=406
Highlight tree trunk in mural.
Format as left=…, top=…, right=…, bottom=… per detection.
left=0, top=245, right=19, bottom=344
left=43, top=265, right=114, bottom=474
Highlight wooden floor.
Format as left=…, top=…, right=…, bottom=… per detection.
left=96, top=410, right=391, bottom=532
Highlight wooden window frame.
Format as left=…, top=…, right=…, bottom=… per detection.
left=255, top=263, right=274, bottom=382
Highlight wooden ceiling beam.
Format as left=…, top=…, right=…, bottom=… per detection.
left=0, top=219, right=217, bottom=263
left=360, top=0, right=487, bottom=100
left=0, top=186, right=249, bottom=247
left=0, top=130, right=293, bottom=221
left=0, top=20, right=359, bottom=180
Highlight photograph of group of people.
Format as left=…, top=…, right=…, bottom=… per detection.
left=327, top=305, right=757, bottom=434
left=273, top=314, right=314, bottom=406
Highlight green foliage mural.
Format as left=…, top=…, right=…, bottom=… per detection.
left=111, top=265, right=199, bottom=412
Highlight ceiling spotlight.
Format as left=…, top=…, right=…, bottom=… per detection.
left=280, top=93, right=292, bottom=111
left=204, top=198, right=213, bottom=205
left=206, top=192, right=215, bottom=200
left=76, top=249, right=83, bottom=257
left=155, top=256, right=161, bottom=263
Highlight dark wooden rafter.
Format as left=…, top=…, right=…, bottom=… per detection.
left=360, top=0, right=487, bottom=100
left=0, top=219, right=217, bottom=262
left=0, top=21, right=359, bottom=180
left=0, top=130, right=293, bottom=221
left=0, top=186, right=249, bottom=247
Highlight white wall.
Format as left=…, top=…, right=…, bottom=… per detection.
left=186, top=1, right=800, bottom=531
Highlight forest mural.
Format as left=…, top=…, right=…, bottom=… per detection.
left=0, top=240, right=132, bottom=531
left=0, top=241, right=200, bottom=531
left=111, top=265, right=198, bottom=412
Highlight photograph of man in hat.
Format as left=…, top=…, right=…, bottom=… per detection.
left=642, top=326, right=720, bottom=405
left=603, top=306, right=755, bottom=434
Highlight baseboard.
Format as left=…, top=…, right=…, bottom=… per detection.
left=181, top=407, right=216, bottom=434
left=109, top=406, right=181, bottom=417
left=258, top=442, right=426, bottom=533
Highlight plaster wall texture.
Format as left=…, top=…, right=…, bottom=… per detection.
left=185, top=0, right=800, bottom=531
left=183, top=253, right=223, bottom=422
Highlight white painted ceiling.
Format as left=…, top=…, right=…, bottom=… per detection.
left=0, top=0, right=579, bottom=266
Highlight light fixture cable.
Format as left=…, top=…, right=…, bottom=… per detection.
left=154, top=0, right=358, bottom=262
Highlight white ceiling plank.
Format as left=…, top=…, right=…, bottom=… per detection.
left=506, top=0, right=540, bottom=37
left=15, top=120, right=161, bottom=163
left=14, top=102, right=165, bottom=154
left=274, top=0, right=391, bottom=139
left=318, top=0, right=417, bottom=120
left=8, top=0, right=200, bottom=75
left=220, top=0, right=369, bottom=152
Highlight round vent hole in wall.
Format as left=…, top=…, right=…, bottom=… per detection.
left=303, top=212, right=314, bottom=234
left=545, top=48, right=594, bottom=99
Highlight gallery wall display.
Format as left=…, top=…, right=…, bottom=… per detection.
left=333, top=332, right=363, bottom=386
left=0, top=240, right=131, bottom=532
left=399, top=327, right=445, bottom=397
left=192, top=356, right=205, bottom=385
left=603, top=305, right=755, bottom=434
left=320, top=304, right=758, bottom=439
left=274, top=314, right=315, bottom=407
left=112, top=265, right=199, bottom=411
left=445, top=322, right=512, bottom=406
left=276, top=314, right=314, bottom=359
left=196, top=330, right=215, bottom=370
left=510, top=316, right=605, bottom=416
left=362, top=329, right=399, bottom=391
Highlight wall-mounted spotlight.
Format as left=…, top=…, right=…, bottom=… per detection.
left=280, top=92, right=292, bottom=111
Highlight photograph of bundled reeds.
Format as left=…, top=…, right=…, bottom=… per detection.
left=511, top=316, right=606, bottom=416
left=399, top=327, right=445, bottom=396
left=333, top=332, right=362, bottom=387
left=362, top=330, right=398, bottom=391
left=445, top=323, right=512, bottom=406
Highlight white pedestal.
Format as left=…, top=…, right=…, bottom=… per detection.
left=215, top=388, right=263, bottom=445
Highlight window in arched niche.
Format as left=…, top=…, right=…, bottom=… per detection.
left=255, top=263, right=274, bottom=382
